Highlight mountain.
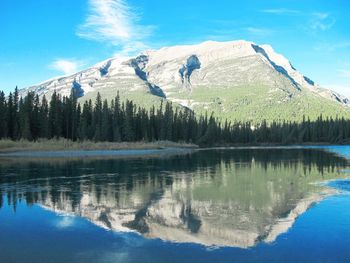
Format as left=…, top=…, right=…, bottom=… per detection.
left=20, top=40, right=350, bottom=122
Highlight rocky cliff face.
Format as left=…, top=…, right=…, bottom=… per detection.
left=20, top=40, right=350, bottom=122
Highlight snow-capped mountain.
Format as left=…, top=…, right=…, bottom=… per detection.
left=20, top=40, right=350, bottom=122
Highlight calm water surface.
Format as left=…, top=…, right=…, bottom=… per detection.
left=0, top=148, right=350, bottom=263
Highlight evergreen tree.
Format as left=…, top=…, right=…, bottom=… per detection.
left=19, top=91, right=34, bottom=140
left=93, top=92, right=103, bottom=141
left=101, top=99, right=112, bottom=141
left=6, top=92, right=15, bottom=139
left=123, top=100, right=135, bottom=141
left=31, top=94, right=40, bottom=140
left=0, top=91, right=7, bottom=138
left=1, top=87, right=350, bottom=146
left=13, top=86, right=20, bottom=139
left=112, top=94, right=121, bottom=142
left=48, top=91, right=63, bottom=138
left=79, top=100, right=93, bottom=140
left=39, top=95, right=49, bottom=138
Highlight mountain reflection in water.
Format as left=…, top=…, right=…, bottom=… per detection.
left=0, top=148, right=347, bottom=248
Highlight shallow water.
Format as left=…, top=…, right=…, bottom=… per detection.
left=0, top=148, right=350, bottom=263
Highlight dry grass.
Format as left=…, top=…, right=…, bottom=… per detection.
left=0, top=139, right=198, bottom=153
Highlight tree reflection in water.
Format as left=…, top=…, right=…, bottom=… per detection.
left=0, top=148, right=348, bottom=248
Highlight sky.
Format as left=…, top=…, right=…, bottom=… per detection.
left=1, top=0, right=350, bottom=96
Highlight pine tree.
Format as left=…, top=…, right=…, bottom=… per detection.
left=70, top=88, right=78, bottom=140
left=197, top=115, right=217, bottom=146
left=112, top=94, right=121, bottom=142
left=79, top=101, right=92, bottom=140
left=101, top=99, right=112, bottom=141
left=39, top=95, right=49, bottom=138
left=6, top=92, right=14, bottom=139
left=123, top=100, right=135, bottom=141
left=93, top=92, right=103, bottom=141
left=31, top=94, right=40, bottom=140
left=160, top=102, right=173, bottom=141
left=13, top=86, right=20, bottom=139
left=0, top=91, right=7, bottom=138
left=19, top=91, right=34, bottom=140
left=48, top=91, right=63, bottom=138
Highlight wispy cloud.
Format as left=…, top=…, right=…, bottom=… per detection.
left=309, top=12, right=336, bottom=32
left=260, top=8, right=301, bottom=15
left=246, top=27, right=274, bottom=37
left=261, top=9, right=336, bottom=34
left=314, top=41, right=350, bottom=52
left=77, top=0, right=153, bottom=55
left=49, top=59, right=85, bottom=75
left=338, top=69, right=350, bottom=78
left=204, top=26, right=274, bottom=41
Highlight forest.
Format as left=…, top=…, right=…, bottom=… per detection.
left=1, top=87, right=350, bottom=146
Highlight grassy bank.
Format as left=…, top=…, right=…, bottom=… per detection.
left=0, top=139, right=198, bottom=153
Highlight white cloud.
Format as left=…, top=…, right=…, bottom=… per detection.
left=49, top=59, right=84, bottom=75
left=77, top=0, right=153, bottom=54
left=309, top=12, right=336, bottom=31
left=246, top=27, right=273, bottom=37
left=314, top=41, right=350, bottom=52
left=338, top=69, right=350, bottom=78
left=260, top=8, right=300, bottom=15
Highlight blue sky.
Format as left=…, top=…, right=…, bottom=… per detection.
left=1, top=0, right=350, bottom=96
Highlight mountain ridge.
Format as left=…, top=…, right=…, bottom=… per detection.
left=19, top=40, right=350, bottom=122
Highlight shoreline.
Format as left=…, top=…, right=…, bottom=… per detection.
left=0, top=148, right=195, bottom=158
left=0, top=139, right=349, bottom=159
left=0, top=139, right=198, bottom=156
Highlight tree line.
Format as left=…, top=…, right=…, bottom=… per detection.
left=1, top=87, right=350, bottom=146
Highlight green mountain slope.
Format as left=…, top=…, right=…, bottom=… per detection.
left=20, top=40, right=350, bottom=123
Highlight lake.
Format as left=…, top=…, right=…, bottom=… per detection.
left=1, top=148, right=350, bottom=263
